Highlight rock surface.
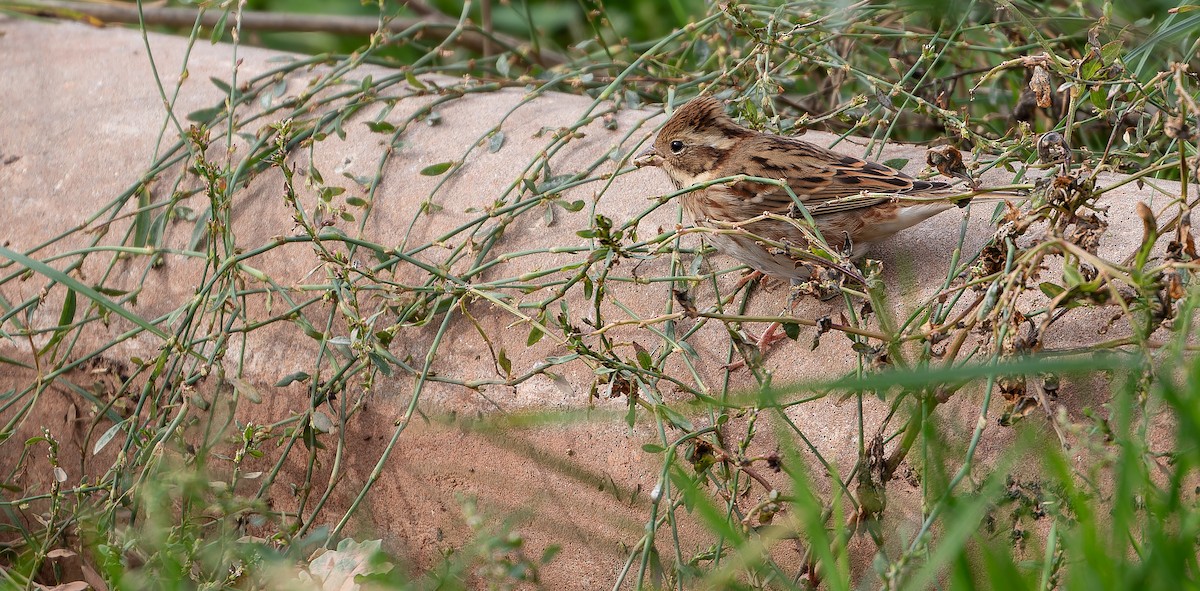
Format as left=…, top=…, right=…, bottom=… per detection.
left=0, top=15, right=1185, bottom=588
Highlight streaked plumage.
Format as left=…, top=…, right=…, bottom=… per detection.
left=634, top=97, right=960, bottom=281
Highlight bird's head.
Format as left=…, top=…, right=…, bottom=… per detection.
left=634, top=97, right=752, bottom=188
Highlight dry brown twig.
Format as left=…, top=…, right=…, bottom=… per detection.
left=4, top=0, right=564, bottom=65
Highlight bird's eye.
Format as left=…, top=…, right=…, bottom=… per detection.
left=669, top=140, right=685, bottom=153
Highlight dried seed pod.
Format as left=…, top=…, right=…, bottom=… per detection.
left=974, top=243, right=1006, bottom=280
left=998, top=375, right=1028, bottom=402
left=1166, top=114, right=1191, bottom=140
left=1014, top=90, right=1038, bottom=122
left=1179, top=210, right=1197, bottom=259
left=1030, top=65, right=1054, bottom=108
left=1136, top=202, right=1158, bottom=244
left=1036, top=131, right=1071, bottom=165
left=1067, top=213, right=1107, bottom=255
left=926, top=144, right=977, bottom=189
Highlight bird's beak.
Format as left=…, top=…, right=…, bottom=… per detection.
left=633, top=147, right=663, bottom=168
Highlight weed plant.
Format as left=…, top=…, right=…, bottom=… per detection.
left=1, top=0, right=1199, bottom=589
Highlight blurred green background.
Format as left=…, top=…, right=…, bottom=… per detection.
left=228, top=0, right=708, bottom=57
left=201, top=0, right=1195, bottom=61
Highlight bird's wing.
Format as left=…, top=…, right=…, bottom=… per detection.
left=726, top=136, right=950, bottom=216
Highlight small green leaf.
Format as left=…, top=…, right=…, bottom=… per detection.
left=636, top=349, right=653, bottom=370
left=1100, top=40, right=1124, bottom=65
left=498, top=348, right=512, bottom=377
left=368, top=351, right=394, bottom=377
left=343, top=172, right=373, bottom=187
left=488, top=130, right=505, bottom=153
left=40, top=288, right=77, bottom=355
left=311, top=412, right=333, bottom=433
left=536, top=174, right=575, bottom=195
left=882, top=158, right=909, bottom=170
left=976, top=282, right=1001, bottom=321
left=133, top=186, right=151, bottom=248
left=642, top=444, right=665, bottom=453
left=319, top=186, right=345, bottom=202
left=527, top=326, right=544, bottom=346
left=346, top=196, right=368, bottom=207
left=676, top=340, right=699, bottom=360
left=187, top=106, right=223, bottom=124
left=209, top=9, right=229, bottom=43
left=173, top=205, right=197, bottom=222
left=1039, top=282, right=1066, bottom=298
left=275, top=371, right=311, bottom=387
left=431, top=296, right=455, bottom=315
left=93, top=286, right=129, bottom=297
left=93, top=421, right=125, bottom=456
left=657, top=404, right=694, bottom=432
left=782, top=322, right=800, bottom=340
left=405, top=71, right=427, bottom=91
left=420, top=161, right=454, bottom=176
left=560, top=199, right=585, bottom=212
left=298, top=321, right=324, bottom=341
left=547, top=372, right=575, bottom=397
left=209, top=76, right=232, bottom=94
left=188, top=206, right=211, bottom=251
left=541, top=544, right=561, bottom=565
left=148, top=212, right=167, bottom=252
left=315, top=226, right=348, bottom=242
left=227, top=376, right=262, bottom=403
left=1063, top=263, right=1083, bottom=287
left=366, top=120, right=395, bottom=133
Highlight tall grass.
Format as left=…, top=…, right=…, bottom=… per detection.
left=1, top=0, right=1198, bottom=589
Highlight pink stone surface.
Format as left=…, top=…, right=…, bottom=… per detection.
left=0, top=15, right=1186, bottom=588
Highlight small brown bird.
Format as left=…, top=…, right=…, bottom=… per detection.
left=634, top=96, right=967, bottom=282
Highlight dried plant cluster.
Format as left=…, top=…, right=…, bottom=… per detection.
left=2, top=1, right=1200, bottom=589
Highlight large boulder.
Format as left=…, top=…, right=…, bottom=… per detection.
left=0, top=15, right=1185, bottom=588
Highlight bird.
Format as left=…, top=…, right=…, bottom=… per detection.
left=634, top=96, right=971, bottom=284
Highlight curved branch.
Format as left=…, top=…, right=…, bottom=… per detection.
left=5, top=0, right=564, bottom=65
